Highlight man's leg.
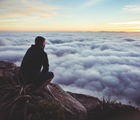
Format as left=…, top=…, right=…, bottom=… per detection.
left=35, top=73, right=54, bottom=94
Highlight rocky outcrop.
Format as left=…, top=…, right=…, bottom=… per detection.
left=68, top=92, right=101, bottom=113
left=42, top=83, right=88, bottom=120
left=0, top=61, right=101, bottom=120
left=0, top=61, right=17, bottom=79
left=0, top=61, right=139, bottom=120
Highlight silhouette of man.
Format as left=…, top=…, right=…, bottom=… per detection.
left=20, top=36, right=54, bottom=94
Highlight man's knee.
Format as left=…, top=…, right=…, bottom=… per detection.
left=49, top=72, right=54, bottom=78
left=52, top=73, right=55, bottom=78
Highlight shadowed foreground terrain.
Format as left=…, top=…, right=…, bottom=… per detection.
left=0, top=61, right=140, bottom=120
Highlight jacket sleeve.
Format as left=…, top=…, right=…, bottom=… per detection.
left=42, top=52, right=49, bottom=72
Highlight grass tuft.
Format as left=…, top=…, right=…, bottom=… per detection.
left=0, top=72, right=65, bottom=120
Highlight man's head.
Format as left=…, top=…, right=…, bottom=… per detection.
left=35, top=36, right=46, bottom=49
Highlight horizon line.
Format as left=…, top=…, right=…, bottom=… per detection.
left=0, top=30, right=140, bottom=33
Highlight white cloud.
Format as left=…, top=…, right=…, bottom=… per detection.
left=109, top=21, right=140, bottom=31
left=110, top=21, right=140, bottom=25
left=0, top=19, right=18, bottom=22
left=123, top=5, right=140, bottom=13
left=1, top=32, right=140, bottom=106
left=0, top=0, right=61, bottom=19
left=81, top=0, right=103, bottom=7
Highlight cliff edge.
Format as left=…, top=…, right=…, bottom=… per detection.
left=0, top=61, right=139, bottom=120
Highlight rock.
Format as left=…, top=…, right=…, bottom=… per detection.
left=0, top=69, right=3, bottom=78
left=68, top=92, right=101, bottom=113
left=42, top=83, right=87, bottom=120
left=0, top=61, right=16, bottom=69
left=0, top=61, right=17, bottom=79
left=3, top=71, right=15, bottom=79
left=0, top=61, right=18, bottom=85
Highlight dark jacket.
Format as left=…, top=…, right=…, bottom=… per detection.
left=20, top=44, right=49, bottom=84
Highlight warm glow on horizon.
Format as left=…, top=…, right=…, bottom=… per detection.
left=0, top=0, right=140, bottom=32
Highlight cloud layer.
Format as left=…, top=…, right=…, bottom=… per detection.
left=1, top=32, right=140, bottom=106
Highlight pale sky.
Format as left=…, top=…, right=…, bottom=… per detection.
left=0, top=0, right=140, bottom=32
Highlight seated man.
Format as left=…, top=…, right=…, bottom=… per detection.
left=20, top=36, right=54, bottom=94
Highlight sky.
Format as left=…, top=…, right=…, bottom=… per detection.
left=0, top=0, right=140, bottom=32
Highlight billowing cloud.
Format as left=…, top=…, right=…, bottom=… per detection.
left=1, top=32, right=140, bottom=107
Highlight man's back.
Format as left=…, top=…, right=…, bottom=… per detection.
left=20, top=44, right=49, bottom=84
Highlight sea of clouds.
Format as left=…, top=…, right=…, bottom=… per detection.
left=0, top=31, right=140, bottom=106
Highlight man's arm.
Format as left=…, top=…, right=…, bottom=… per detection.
left=42, top=52, right=49, bottom=72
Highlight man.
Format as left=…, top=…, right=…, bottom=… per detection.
left=20, top=36, right=54, bottom=94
